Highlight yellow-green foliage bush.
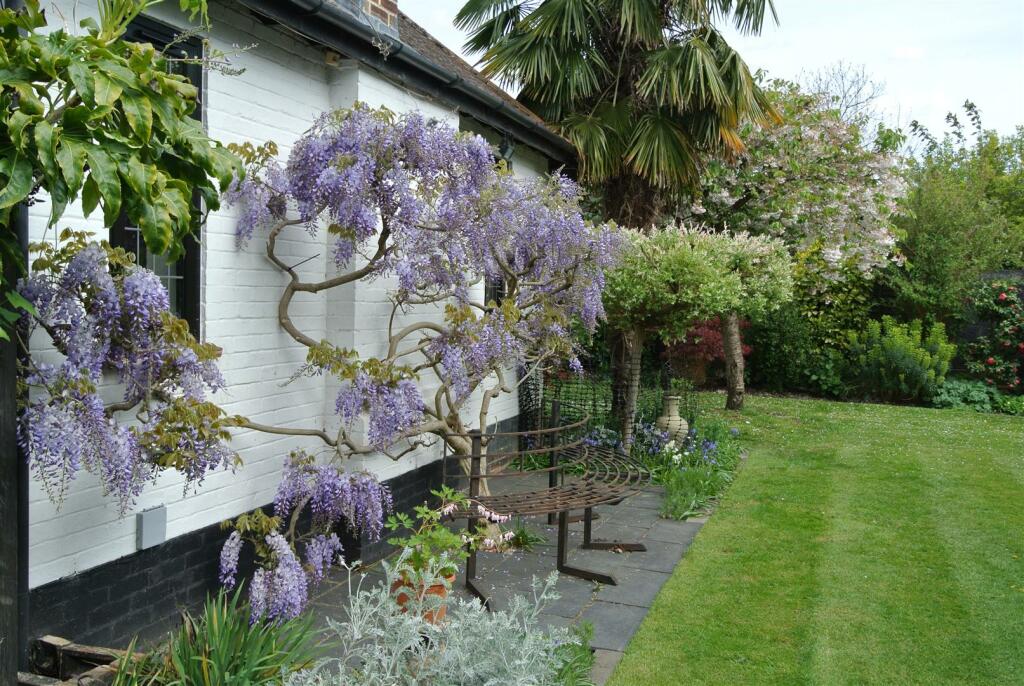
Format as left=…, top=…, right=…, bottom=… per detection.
left=845, top=317, right=956, bottom=403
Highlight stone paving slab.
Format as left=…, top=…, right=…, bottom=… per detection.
left=591, top=649, right=625, bottom=686
left=595, top=568, right=672, bottom=607
left=310, top=486, right=705, bottom=685
left=581, top=601, right=650, bottom=652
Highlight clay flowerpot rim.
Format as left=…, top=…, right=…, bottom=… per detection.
left=394, top=570, right=458, bottom=587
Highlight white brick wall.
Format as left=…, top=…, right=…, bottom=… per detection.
left=27, top=0, right=550, bottom=587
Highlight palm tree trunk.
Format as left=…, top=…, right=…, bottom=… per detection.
left=721, top=312, right=745, bottom=410
left=602, top=174, right=662, bottom=229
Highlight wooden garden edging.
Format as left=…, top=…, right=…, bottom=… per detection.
left=17, top=635, right=134, bottom=685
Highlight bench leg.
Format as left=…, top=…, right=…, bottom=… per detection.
left=580, top=507, right=646, bottom=552
left=556, top=510, right=617, bottom=585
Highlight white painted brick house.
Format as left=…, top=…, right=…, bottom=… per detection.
left=24, top=0, right=574, bottom=646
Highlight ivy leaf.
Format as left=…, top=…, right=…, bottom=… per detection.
left=121, top=91, right=152, bottom=141
left=93, top=72, right=122, bottom=108
left=85, top=148, right=121, bottom=224
left=56, top=139, right=86, bottom=194
left=33, top=120, right=59, bottom=184
left=0, top=155, right=33, bottom=209
left=67, top=60, right=94, bottom=104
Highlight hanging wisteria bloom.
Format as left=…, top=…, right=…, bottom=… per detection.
left=218, top=105, right=622, bottom=618
left=221, top=451, right=392, bottom=618
left=17, top=236, right=239, bottom=514
left=249, top=532, right=308, bottom=623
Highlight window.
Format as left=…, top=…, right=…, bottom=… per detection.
left=110, top=15, right=203, bottom=334
left=484, top=275, right=507, bottom=309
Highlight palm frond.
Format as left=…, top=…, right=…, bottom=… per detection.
left=617, top=0, right=664, bottom=44
left=483, top=19, right=606, bottom=106
left=529, top=0, right=602, bottom=45
left=460, top=3, right=530, bottom=54
left=626, top=110, right=702, bottom=189
left=707, top=0, right=778, bottom=35
left=561, top=99, right=633, bottom=182
left=637, top=37, right=729, bottom=111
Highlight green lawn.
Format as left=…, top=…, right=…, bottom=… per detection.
left=609, top=395, right=1024, bottom=686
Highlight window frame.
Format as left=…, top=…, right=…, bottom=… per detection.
left=109, top=15, right=203, bottom=336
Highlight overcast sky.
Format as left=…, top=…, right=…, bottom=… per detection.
left=403, top=0, right=1024, bottom=136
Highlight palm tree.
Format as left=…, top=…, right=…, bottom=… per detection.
left=456, top=0, right=779, bottom=228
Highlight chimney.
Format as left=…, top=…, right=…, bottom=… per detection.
left=364, top=0, right=398, bottom=30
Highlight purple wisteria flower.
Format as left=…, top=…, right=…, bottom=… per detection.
left=305, top=533, right=344, bottom=585
left=275, top=454, right=393, bottom=541
left=334, top=372, right=424, bottom=450
left=18, top=241, right=235, bottom=514
left=226, top=106, right=621, bottom=458
left=219, top=531, right=243, bottom=588
left=249, top=532, right=308, bottom=623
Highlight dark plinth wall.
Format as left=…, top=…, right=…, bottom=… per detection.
left=28, top=457, right=447, bottom=648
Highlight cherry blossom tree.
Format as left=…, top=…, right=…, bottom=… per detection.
left=680, top=80, right=905, bottom=408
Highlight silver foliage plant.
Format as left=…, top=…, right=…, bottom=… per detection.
left=285, top=556, right=587, bottom=686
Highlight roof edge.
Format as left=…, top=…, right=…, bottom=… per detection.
left=234, top=0, right=576, bottom=166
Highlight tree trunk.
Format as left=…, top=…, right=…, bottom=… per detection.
left=602, top=174, right=662, bottom=229
left=721, top=312, right=745, bottom=411
left=609, top=328, right=644, bottom=447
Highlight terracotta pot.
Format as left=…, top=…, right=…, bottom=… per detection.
left=391, top=573, right=457, bottom=623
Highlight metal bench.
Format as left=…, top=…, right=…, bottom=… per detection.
left=444, top=400, right=651, bottom=605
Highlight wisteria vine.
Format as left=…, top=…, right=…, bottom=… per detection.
left=17, top=233, right=240, bottom=513
left=219, top=450, right=392, bottom=622
left=226, top=105, right=620, bottom=465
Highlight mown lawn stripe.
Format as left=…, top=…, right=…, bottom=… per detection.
left=608, top=396, right=1024, bottom=686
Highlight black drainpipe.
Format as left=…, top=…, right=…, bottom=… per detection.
left=1, top=0, right=31, bottom=676
left=15, top=201, right=29, bottom=675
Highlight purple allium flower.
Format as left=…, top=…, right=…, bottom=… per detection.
left=219, top=531, right=243, bottom=588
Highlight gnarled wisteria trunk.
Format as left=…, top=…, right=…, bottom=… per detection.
left=218, top=106, right=620, bottom=620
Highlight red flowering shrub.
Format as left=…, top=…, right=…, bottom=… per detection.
left=965, top=281, right=1024, bottom=393
left=664, top=318, right=751, bottom=363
